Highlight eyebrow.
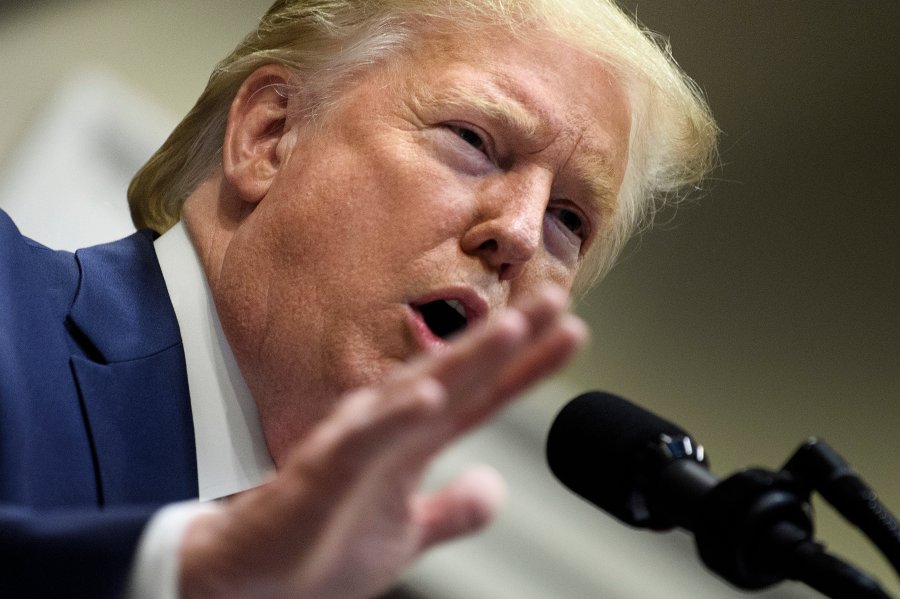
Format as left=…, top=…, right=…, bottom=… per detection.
left=412, top=81, right=541, bottom=138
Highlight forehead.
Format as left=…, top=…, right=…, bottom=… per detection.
left=392, top=24, right=632, bottom=220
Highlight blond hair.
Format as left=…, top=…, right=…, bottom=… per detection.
left=128, top=0, right=717, bottom=292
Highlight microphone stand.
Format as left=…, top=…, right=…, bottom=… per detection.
left=782, top=438, right=900, bottom=578
left=685, top=438, right=898, bottom=598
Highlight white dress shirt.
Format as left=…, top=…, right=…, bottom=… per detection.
left=126, top=221, right=275, bottom=598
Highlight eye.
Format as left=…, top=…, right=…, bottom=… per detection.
left=450, top=125, right=487, bottom=153
left=549, top=206, right=586, bottom=238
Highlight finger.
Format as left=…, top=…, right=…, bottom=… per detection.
left=429, top=290, right=585, bottom=433
left=283, top=310, right=530, bottom=489
left=288, top=289, right=577, bottom=480
left=490, top=313, right=588, bottom=401
left=346, top=311, right=531, bottom=462
left=290, top=376, right=447, bottom=485
left=445, top=312, right=588, bottom=435
left=412, top=307, right=531, bottom=402
left=412, top=465, right=507, bottom=552
left=392, top=286, right=567, bottom=402
left=508, top=284, right=570, bottom=337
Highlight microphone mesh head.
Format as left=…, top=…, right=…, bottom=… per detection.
left=546, top=391, right=690, bottom=528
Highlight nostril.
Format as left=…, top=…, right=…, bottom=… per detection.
left=477, top=239, right=498, bottom=252
left=498, top=262, right=523, bottom=281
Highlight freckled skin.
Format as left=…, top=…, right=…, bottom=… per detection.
left=186, top=27, right=631, bottom=464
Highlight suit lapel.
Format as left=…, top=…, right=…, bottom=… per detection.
left=70, top=351, right=198, bottom=504
left=67, top=230, right=199, bottom=505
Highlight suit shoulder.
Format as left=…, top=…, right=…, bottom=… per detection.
left=0, top=209, right=80, bottom=315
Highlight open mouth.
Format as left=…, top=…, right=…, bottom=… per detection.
left=415, top=299, right=468, bottom=340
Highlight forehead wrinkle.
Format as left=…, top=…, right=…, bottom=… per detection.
left=410, top=78, right=541, bottom=138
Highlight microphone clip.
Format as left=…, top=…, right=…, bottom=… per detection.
left=693, top=467, right=814, bottom=589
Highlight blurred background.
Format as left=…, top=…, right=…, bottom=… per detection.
left=1, top=1, right=897, bottom=597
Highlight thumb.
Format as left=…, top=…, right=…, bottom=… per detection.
left=413, top=465, right=507, bottom=552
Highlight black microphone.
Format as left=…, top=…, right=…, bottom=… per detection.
left=545, top=390, right=717, bottom=532
left=546, top=392, right=894, bottom=598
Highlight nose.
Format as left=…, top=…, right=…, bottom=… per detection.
left=460, top=169, right=551, bottom=281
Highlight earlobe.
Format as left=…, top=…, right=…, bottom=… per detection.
left=222, top=65, right=299, bottom=204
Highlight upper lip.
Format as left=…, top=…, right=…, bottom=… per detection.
left=409, top=287, right=490, bottom=327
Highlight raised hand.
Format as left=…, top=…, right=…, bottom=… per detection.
left=179, top=286, right=587, bottom=599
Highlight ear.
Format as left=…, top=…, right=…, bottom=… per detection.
left=222, top=65, right=299, bottom=204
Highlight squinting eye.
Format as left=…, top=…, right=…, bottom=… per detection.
left=556, top=208, right=584, bottom=237
left=452, top=126, right=486, bottom=152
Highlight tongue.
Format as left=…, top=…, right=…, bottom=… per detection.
left=418, top=300, right=467, bottom=339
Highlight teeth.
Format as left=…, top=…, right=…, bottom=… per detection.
left=446, top=299, right=467, bottom=319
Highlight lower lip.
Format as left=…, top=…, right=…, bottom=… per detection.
left=405, top=305, right=449, bottom=353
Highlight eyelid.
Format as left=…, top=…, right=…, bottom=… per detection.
left=446, top=121, right=496, bottom=163
left=549, top=199, right=594, bottom=248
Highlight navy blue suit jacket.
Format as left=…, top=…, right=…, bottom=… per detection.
left=0, top=209, right=199, bottom=597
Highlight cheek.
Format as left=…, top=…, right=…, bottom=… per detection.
left=341, top=161, right=476, bottom=259
left=508, top=257, right=577, bottom=303
left=514, top=220, right=581, bottom=298
left=542, top=215, right=582, bottom=270
left=268, top=127, right=484, bottom=290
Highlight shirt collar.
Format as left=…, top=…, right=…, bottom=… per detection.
left=154, top=221, right=274, bottom=501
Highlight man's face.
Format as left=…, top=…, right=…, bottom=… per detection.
left=213, top=26, right=631, bottom=461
